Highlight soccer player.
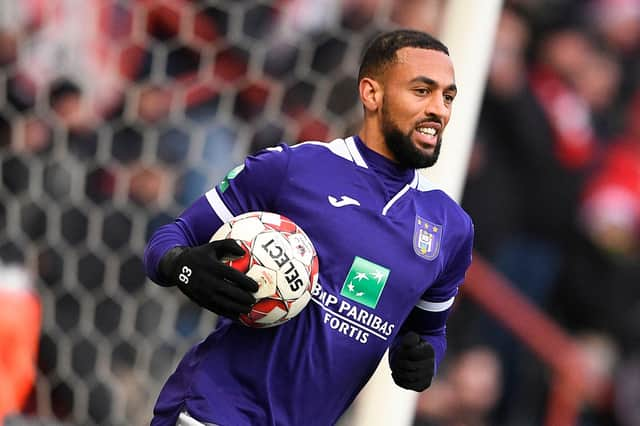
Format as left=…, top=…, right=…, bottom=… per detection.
left=144, top=29, right=474, bottom=426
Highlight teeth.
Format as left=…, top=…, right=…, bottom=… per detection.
left=417, top=127, right=436, bottom=136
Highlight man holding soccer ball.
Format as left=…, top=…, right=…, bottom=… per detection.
left=145, top=29, right=473, bottom=426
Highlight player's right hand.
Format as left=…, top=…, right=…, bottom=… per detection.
left=162, top=239, right=259, bottom=319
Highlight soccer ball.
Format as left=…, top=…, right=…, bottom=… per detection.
left=210, top=211, right=319, bottom=328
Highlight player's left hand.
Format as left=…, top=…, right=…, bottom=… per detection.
left=390, top=331, right=435, bottom=392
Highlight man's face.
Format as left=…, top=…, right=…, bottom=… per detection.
left=379, top=47, right=456, bottom=168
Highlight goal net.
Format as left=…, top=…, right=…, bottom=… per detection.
left=0, top=0, right=445, bottom=424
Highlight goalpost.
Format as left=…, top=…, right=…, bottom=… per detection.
left=349, top=0, right=503, bottom=424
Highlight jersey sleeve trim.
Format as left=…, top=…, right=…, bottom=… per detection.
left=345, top=136, right=368, bottom=168
left=292, top=138, right=370, bottom=169
left=416, top=296, right=455, bottom=312
left=205, top=187, right=235, bottom=222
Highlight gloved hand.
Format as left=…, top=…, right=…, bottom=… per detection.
left=390, top=331, right=435, bottom=392
left=160, top=239, right=259, bottom=319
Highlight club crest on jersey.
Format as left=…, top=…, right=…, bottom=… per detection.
left=413, top=216, right=442, bottom=261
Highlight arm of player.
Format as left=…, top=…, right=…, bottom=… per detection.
left=388, top=302, right=450, bottom=392
left=389, top=218, right=474, bottom=391
left=144, top=197, right=224, bottom=285
left=143, top=144, right=290, bottom=285
left=143, top=145, right=291, bottom=317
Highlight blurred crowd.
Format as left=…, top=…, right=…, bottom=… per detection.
left=439, top=0, right=640, bottom=425
left=0, top=0, right=639, bottom=425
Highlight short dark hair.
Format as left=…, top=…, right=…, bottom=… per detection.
left=358, top=30, right=449, bottom=82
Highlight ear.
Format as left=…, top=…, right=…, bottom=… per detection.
left=359, top=77, right=382, bottom=113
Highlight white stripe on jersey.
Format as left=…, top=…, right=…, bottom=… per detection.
left=416, top=297, right=455, bottom=312
left=205, top=188, right=234, bottom=222
left=293, top=138, right=369, bottom=168
left=292, top=139, right=351, bottom=163
left=345, top=136, right=368, bottom=168
left=382, top=183, right=412, bottom=216
left=176, top=411, right=219, bottom=426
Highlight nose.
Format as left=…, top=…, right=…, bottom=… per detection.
left=424, top=93, right=449, bottom=120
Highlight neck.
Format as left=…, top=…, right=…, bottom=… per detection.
left=358, top=117, right=396, bottom=163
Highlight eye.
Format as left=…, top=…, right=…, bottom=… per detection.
left=444, top=93, right=455, bottom=103
left=413, top=87, right=430, bottom=96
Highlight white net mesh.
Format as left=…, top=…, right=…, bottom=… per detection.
left=0, top=0, right=444, bottom=424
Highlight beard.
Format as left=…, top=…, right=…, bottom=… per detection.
left=381, top=103, right=442, bottom=169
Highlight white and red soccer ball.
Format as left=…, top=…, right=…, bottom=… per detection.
left=210, top=211, right=319, bottom=328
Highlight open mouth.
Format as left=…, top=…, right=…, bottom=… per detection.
left=415, top=124, right=439, bottom=147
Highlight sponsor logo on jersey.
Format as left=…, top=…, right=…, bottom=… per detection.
left=311, top=282, right=396, bottom=344
left=218, top=164, right=244, bottom=193
left=413, top=216, right=442, bottom=260
left=339, top=256, right=389, bottom=309
left=327, top=195, right=361, bottom=208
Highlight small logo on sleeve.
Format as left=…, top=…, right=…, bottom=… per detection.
left=218, top=164, right=245, bottom=193
left=413, top=216, right=443, bottom=260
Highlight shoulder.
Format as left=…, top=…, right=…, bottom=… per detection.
left=260, top=136, right=368, bottom=167
left=288, top=136, right=368, bottom=167
left=244, top=137, right=363, bottom=185
left=412, top=173, right=474, bottom=234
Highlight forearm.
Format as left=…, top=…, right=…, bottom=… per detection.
left=145, top=196, right=225, bottom=285
left=143, top=222, right=190, bottom=285
left=396, top=307, right=450, bottom=374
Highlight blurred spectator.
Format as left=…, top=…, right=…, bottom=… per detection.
left=615, top=355, right=640, bottom=426
left=136, top=86, right=173, bottom=124
left=1, top=0, right=128, bottom=116
left=589, top=0, right=640, bottom=53
left=415, top=346, right=502, bottom=426
left=464, top=6, right=581, bottom=307
left=577, top=332, right=618, bottom=410
left=529, top=26, right=602, bottom=170
left=0, top=31, right=18, bottom=68
left=587, top=0, right=640, bottom=106
left=461, top=6, right=614, bottom=424
left=552, top=87, right=640, bottom=360
left=12, top=116, right=52, bottom=155
left=388, top=0, right=444, bottom=32
left=573, top=48, right=623, bottom=140
left=580, top=90, right=640, bottom=258
left=48, top=79, right=98, bottom=132
left=128, top=164, right=172, bottom=206
left=0, top=264, right=41, bottom=423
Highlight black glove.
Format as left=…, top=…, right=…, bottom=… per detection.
left=160, top=239, right=259, bottom=319
left=390, top=331, right=435, bottom=392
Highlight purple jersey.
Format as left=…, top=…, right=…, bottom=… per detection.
left=145, top=136, right=474, bottom=426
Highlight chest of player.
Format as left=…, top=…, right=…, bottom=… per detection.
left=275, top=165, right=450, bottom=327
